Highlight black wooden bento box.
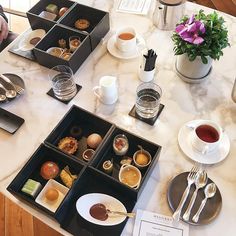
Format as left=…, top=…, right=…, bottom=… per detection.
left=7, top=105, right=161, bottom=236
left=9, top=0, right=110, bottom=73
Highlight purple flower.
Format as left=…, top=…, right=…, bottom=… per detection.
left=175, top=14, right=205, bottom=45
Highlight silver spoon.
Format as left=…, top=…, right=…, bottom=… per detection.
left=192, top=183, right=217, bottom=223
left=183, top=170, right=208, bottom=221
left=0, top=94, right=6, bottom=102
left=0, top=83, right=17, bottom=99
left=106, top=209, right=135, bottom=218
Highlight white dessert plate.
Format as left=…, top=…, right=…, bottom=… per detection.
left=178, top=120, right=230, bottom=164
left=76, top=193, right=127, bottom=226
left=18, top=29, right=46, bottom=51
left=35, top=179, right=69, bottom=213
left=107, top=34, right=145, bottom=59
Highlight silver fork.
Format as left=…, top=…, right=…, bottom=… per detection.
left=172, top=166, right=199, bottom=221
left=0, top=74, right=24, bottom=95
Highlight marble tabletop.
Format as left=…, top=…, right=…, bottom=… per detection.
left=0, top=1, right=236, bottom=235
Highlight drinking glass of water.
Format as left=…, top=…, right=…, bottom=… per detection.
left=49, top=65, right=77, bottom=101
left=135, top=82, right=162, bottom=119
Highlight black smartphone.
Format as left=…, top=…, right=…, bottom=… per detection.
left=0, top=108, right=24, bottom=134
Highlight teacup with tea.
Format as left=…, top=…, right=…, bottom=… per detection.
left=191, top=120, right=222, bottom=154
left=116, top=27, right=137, bottom=53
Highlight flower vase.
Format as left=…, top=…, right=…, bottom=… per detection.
left=175, top=54, right=212, bottom=83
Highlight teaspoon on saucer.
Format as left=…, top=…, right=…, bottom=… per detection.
left=192, top=183, right=217, bottom=223
left=0, top=83, right=17, bottom=99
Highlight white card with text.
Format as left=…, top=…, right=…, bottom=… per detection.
left=133, top=209, right=189, bottom=236
left=117, top=0, right=152, bottom=15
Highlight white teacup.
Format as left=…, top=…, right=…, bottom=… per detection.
left=116, top=27, right=136, bottom=53
left=191, top=120, right=222, bottom=154
left=119, top=164, right=141, bottom=189
left=93, top=76, right=118, bottom=105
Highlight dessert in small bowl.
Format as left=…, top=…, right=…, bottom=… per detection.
left=119, top=164, right=141, bottom=189
left=69, top=36, right=81, bottom=52
left=133, top=146, right=152, bottom=169
left=82, top=149, right=95, bottom=162
left=113, top=134, right=129, bottom=156
left=46, top=47, right=64, bottom=57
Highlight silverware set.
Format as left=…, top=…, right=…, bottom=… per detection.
left=173, top=166, right=217, bottom=223
left=0, top=74, right=24, bottom=102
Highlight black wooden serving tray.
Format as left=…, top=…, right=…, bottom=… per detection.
left=7, top=105, right=162, bottom=236
left=8, top=0, right=110, bottom=73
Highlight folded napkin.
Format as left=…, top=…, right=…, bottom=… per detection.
left=143, top=49, right=157, bottom=71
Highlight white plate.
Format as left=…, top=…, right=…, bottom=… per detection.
left=76, top=193, right=127, bottom=226
left=107, top=34, right=145, bottom=59
left=18, top=29, right=46, bottom=51
left=178, top=120, right=230, bottom=164
left=35, top=179, right=69, bottom=213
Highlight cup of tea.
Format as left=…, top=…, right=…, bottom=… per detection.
left=116, top=27, right=136, bottom=53
left=191, top=120, right=223, bottom=154
left=93, top=76, right=118, bottom=105
left=119, top=164, right=141, bottom=189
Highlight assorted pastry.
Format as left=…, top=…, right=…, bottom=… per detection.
left=21, top=162, right=78, bottom=211
left=46, top=37, right=81, bottom=61
left=39, top=4, right=69, bottom=21
left=74, top=18, right=90, bottom=30
left=58, top=137, right=78, bottom=155
left=100, top=134, right=153, bottom=189
left=57, top=131, right=103, bottom=162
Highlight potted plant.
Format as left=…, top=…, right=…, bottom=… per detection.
left=172, top=10, right=229, bottom=82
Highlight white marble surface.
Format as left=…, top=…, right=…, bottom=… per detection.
left=0, top=1, right=236, bottom=235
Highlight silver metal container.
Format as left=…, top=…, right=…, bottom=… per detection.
left=153, top=0, right=186, bottom=31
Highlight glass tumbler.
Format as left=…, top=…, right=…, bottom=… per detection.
left=135, top=82, right=162, bottom=119
left=49, top=65, right=77, bottom=101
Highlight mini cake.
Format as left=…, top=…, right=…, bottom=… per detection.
left=60, top=166, right=77, bottom=188
left=102, top=160, right=113, bottom=174
left=70, top=126, right=82, bottom=138
left=74, top=19, right=90, bottom=30
left=40, top=161, right=59, bottom=180
left=58, top=7, right=68, bottom=17
left=87, top=133, right=102, bottom=149
left=39, top=11, right=57, bottom=21
left=58, top=38, right=67, bottom=48
left=69, top=37, right=81, bottom=52
left=58, top=137, right=78, bottom=155
left=120, top=156, right=132, bottom=165
left=46, top=4, right=58, bottom=15
left=45, top=188, right=59, bottom=201
left=61, top=52, right=72, bottom=61
left=21, top=179, right=42, bottom=198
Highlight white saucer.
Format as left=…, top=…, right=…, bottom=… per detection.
left=178, top=120, right=230, bottom=164
left=18, top=29, right=46, bottom=51
left=107, top=34, right=145, bottom=59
